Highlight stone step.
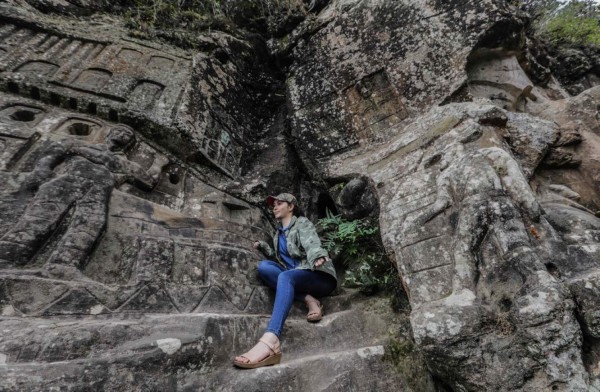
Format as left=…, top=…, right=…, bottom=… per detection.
left=0, top=343, right=408, bottom=392
left=287, top=287, right=359, bottom=317
left=282, top=307, right=395, bottom=360
left=184, top=345, right=409, bottom=392
left=0, top=292, right=409, bottom=391
left=0, top=295, right=396, bottom=366
left=0, top=273, right=359, bottom=317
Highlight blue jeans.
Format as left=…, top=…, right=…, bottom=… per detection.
left=257, top=260, right=336, bottom=338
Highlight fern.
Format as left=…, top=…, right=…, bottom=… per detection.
left=317, top=209, right=396, bottom=292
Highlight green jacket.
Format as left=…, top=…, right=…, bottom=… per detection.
left=258, top=216, right=337, bottom=284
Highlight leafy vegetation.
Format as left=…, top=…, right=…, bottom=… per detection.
left=318, top=211, right=427, bottom=383
left=317, top=209, right=401, bottom=295
left=114, top=0, right=311, bottom=46
left=521, top=0, right=600, bottom=46
left=543, top=2, right=600, bottom=45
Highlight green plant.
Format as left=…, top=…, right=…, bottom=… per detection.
left=537, top=0, right=600, bottom=46
left=317, top=209, right=397, bottom=292
left=318, top=209, right=378, bottom=258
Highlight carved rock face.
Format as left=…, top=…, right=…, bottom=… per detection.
left=335, top=176, right=378, bottom=220
left=283, top=1, right=600, bottom=390
left=1, top=0, right=600, bottom=391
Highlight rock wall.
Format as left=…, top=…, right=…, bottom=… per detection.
left=283, top=0, right=600, bottom=390
left=1, top=0, right=600, bottom=391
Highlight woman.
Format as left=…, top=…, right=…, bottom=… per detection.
left=233, top=193, right=337, bottom=369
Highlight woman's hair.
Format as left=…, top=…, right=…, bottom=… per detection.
left=291, top=203, right=305, bottom=217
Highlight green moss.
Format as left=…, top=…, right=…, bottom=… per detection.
left=383, top=337, right=436, bottom=391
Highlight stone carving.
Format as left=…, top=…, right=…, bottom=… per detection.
left=398, top=109, right=587, bottom=390
left=468, top=52, right=537, bottom=111
left=0, top=104, right=45, bottom=170
left=73, top=68, right=112, bottom=90
left=128, top=80, right=164, bottom=111
left=15, top=60, right=59, bottom=78
left=290, top=70, right=409, bottom=158
left=2, top=0, right=600, bottom=390
left=0, top=92, right=272, bottom=322
left=0, top=103, right=45, bottom=127
left=0, top=12, right=247, bottom=178
left=0, top=126, right=166, bottom=267
left=53, top=117, right=102, bottom=139
left=344, top=70, right=408, bottom=138
left=117, top=48, right=143, bottom=62
left=0, top=19, right=185, bottom=109
left=408, top=136, right=542, bottom=294
left=147, top=55, right=174, bottom=70
left=542, top=200, right=600, bottom=335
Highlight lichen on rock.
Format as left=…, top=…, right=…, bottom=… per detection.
left=0, top=0, right=600, bottom=391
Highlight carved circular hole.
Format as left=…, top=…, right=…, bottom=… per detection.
left=545, top=263, right=560, bottom=279
left=169, top=172, right=181, bottom=185
left=68, top=123, right=92, bottom=136
left=499, top=297, right=512, bottom=312
left=50, top=93, right=60, bottom=106
left=9, top=110, right=36, bottom=122
left=31, top=87, right=40, bottom=100
left=7, top=81, right=19, bottom=93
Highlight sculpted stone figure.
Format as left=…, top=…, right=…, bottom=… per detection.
left=0, top=127, right=165, bottom=268
left=412, top=130, right=543, bottom=295
left=406, top=123, right=587, bottom=390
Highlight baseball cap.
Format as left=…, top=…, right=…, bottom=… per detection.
left=266, top=193, right=298, bottom=206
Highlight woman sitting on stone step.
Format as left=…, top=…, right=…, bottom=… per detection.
left=233, top=193, right=338, bottom=369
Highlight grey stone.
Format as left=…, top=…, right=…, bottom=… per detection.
left=1, top=0, right=600, bottom=390
left=335, top=176, right=378, bottom=220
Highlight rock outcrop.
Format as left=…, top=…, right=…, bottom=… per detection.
left=282, top=0, right=600, bottom=390
left=0, top=0, right=599, bottom=391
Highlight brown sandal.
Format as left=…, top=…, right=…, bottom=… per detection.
left=233, top=338, right=282, bottom=369
left=306, top=301, right=323, bottom=322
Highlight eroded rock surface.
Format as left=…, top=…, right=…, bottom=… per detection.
left=1, top=0, right=600, bottom=391
left=282, top=0, right=600, bottom=391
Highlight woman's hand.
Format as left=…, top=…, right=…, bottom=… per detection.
left=253, top=241, right=260, bottom=249
left=314, top=257, right=326, bottom=268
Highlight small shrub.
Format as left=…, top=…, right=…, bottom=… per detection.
left=317, top=209, right=399, bottom=293
left=538, top=0, right=600, bottom=46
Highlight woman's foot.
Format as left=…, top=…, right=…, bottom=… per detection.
left=233, top=332, right=281, bottom=369
left=305, top=294, right=323, bottom=322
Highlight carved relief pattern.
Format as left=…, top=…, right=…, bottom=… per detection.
left=290, top=69, right=408, bottom=157
left=0, top=93, right=270, bottom=320
left=0, top=15, right=241, bottom=177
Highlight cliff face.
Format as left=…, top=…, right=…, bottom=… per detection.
left=0, top=0, right=599, bottom=391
